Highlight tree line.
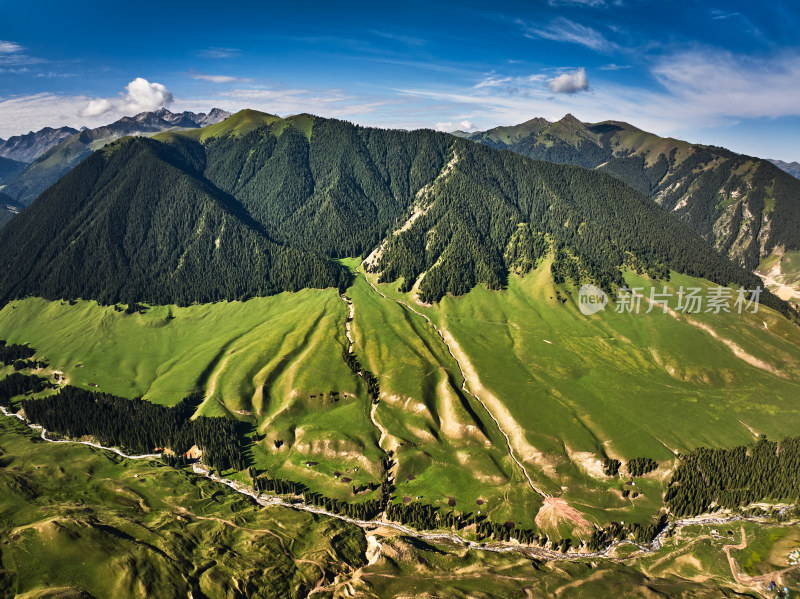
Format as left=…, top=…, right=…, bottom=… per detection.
left=665, top=435, right=800, bottom=517
left=21, top=388, right=246, bottom=471
left=0, top=340, right=36, bottom=364
left=0, top=372, right=49, bottom=405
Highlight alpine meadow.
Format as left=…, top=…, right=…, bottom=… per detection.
left=2, top=2, right=800, bottom=597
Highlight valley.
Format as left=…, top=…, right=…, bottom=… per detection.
left=1, top=109, right=799, bottom=597
left=2, top=254, right=800, bottom=544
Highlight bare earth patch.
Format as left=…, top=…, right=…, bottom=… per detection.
left=535, top=497, right=594, bottom=535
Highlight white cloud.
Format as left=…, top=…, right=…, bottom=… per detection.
left=0, top=41, right=23, bottom=54
left=548, top=68, right=590, bottom=94
left=78, top=78, right=173, bottom=118
left=522, top=18, right=617, bottom=52
left=79, top=98, right=113, bottom=117
left=197, top=47, right=240, bottom=59
left=192, top=74, right=251, bottom=84
left=0, top=39, right=42, bottom=66
left=434, top=120, right=474, bottom=132
left=121, top=78, right=173, bottom=112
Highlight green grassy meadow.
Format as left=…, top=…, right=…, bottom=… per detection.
left=0, top=416, right=366, bottom=598
left=1, top=415, right=774, bottom=598
left=2, top=256, right=800, bottom=536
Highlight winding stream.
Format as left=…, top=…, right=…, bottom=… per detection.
left=1, top=404, right=796, bottom=566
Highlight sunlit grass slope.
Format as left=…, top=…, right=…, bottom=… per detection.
left=3, top=256, right=800, bottom=533
left=367, top=257, right=800, bottom=527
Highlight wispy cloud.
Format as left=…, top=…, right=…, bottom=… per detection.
left=191, top=73, right=252, bottom=84
left=196, top=47, right=240, bottom=59
left=598, top=63, right=631, bottom=70
left=651, top=50, right=800, bottom=120
left=371, top=31, right=426, bottom=46
left=0, top=41, right=23, bottom=54
left=548, top=0, right=607, bottom=6
left=710, top=9, right=740, bottom=20
left=521, top=17, right=618, bottom=52
left=216, top=86, right=389, bottom=120
left=0, top=93, right=95, bottom=138
left=0, top=39, right=43, bottom=66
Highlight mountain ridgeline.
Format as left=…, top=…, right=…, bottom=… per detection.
left=0, top=110, right=784, bottom=312
left=3, top=108, right=232, bottom=208
left=461, top=115, right=800, bottom=272
left=0, top=126, right=79, bottom=163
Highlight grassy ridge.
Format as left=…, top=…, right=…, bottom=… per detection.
left=0, top=292, right=352, bottom=406
left=2, top=261, right=800, bottom=533
left=368, top=258, right=800, bottom=527
left=0, top=417, right=365, bottom=598
left=1, top=415, right=779, bottom=598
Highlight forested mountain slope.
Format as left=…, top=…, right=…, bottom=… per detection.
left=463, top=116, right=800, bottom=278
left=0, top=110, right=785, bottom=312
left=0, top=137, right=349, bottom=305
left=0, top=156, right=26, bottom=186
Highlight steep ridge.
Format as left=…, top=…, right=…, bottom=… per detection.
left=0, top=125, right=78, bottom=162
left=0, top=110, right=789, bottom=316
left=0, top=137, right=349, bottom=305
left=464, top=115, right=800, bottom=280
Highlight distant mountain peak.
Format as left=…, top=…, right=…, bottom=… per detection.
left=522, top=117, right=550, bottom=126
left=0, top=126, right=79, bottom=163
left=768, top=158, right=800, bottom=180
left=555, top=113, right=584, bottom=128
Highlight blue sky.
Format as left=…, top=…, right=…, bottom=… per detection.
left=2, top=0, right=800, bottom=160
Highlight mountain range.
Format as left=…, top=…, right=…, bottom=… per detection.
left=3, top=109, right=800, bottom=598
left=0, top=126, right=78, bottom=163
left=458, top=116, right=800, bottom=289
left=0, top=109, right=782, bottom=315
left=770, top=158, right=800, bottom=180
left=0, top=108, right=231, bottom=210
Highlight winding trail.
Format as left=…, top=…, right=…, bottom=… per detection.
left=722, top=523, right=800, bottom=593
left=357, top=269, right=547, bottom=499
left=2, top=404, right=798, bottom=572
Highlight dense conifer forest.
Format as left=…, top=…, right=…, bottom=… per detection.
left=0, top=138, right=351, bottom=306
left=665, top=436, right=800, bottom=517
left=21, top=388, right=245, bottom=471
left=0, top=111, right=787, bottom=314
left=0, top=373, right=50, bottom=405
